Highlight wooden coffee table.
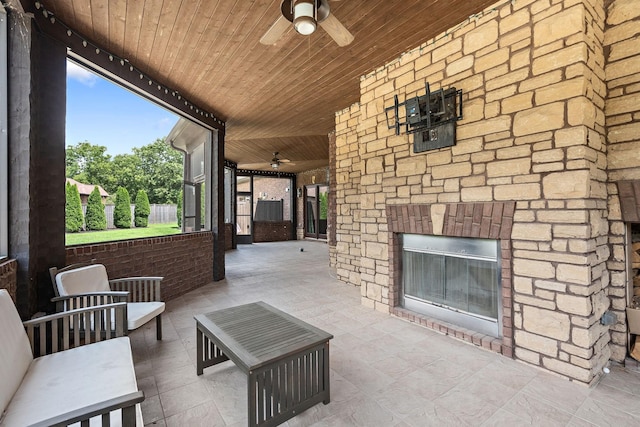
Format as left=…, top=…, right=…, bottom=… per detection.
left=195, top=302, right=333, bottom=427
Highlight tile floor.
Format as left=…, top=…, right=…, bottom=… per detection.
left=130, top=240, right=640, bottom=426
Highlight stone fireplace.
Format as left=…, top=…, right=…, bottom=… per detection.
left=329, top=0, right=638, bottom=385
left=387, top=202, right=514, bottom=357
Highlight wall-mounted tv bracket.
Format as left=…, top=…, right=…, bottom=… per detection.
left=385, top=82, right=463, bottom=153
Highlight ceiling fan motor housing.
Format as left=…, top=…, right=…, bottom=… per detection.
left=282, top=0, right=331, bottom=25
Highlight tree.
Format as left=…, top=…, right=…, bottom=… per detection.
left=111, top=154, right=144, bottom=202
left=66, top=142, right=114, bottom=192
left=113, top=187, right=132, bottom=229
left=65, top=183, right=84, bottom=232
left=134, top=190, right=151, bottom=228
left=85, top=186, right=107, bottom=231
left=133, top=138, right=183, bottom=204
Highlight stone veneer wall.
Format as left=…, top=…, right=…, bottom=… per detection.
left=66, top=232, right=214, bottom=301
left=333, top=0, right=612, bottom=384
left=603, top=1, right=640, bottom=362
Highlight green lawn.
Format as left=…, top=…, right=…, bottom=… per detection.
left=66, top=223, right=182, bottom=246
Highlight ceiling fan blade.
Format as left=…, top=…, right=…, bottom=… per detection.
left=319, top=13, right=354, bottom=47
left=260, top=15, right=291, bottom=45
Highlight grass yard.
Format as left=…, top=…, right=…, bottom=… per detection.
left=66, top=223, right=181, bottom=246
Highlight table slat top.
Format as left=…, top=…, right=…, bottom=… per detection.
left=195, top=302, right=333, bottom=370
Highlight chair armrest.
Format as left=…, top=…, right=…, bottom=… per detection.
left=52, top=291, right=130, bottom=311
left=23, top=302, right=128, bottom=357
left=110, top=277, right=164, bottom=302
left=29, top=390, right=144, bottom=427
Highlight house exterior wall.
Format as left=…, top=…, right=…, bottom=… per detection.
left=65, top=231, right=214, bottom=301
left=332, top=0, right=618, bottom=384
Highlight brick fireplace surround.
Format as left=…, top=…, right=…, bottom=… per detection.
left=387, top=202, right=515, bottom=357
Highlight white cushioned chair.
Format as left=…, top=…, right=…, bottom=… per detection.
left=0, top=289, right=144, bottom=426
left=50, top=262, right=165, bottom=340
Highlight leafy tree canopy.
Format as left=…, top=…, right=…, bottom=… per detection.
left=66, top=141, right=114, bottom=192
left=66, top=138, right=183, bottom=205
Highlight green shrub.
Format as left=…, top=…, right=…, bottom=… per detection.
left=85, top=186, right=107, bottom=231
left=113, top=187, right=132, bottom=229
left=65, top=182, right=84, bottom=232
left=134, top=189, right=150, bottom=228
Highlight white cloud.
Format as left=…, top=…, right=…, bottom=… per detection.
left=67, top=61, right=98, bottom=87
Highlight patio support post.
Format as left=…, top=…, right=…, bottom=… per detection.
left=6, top=2, right=67, bottom=317
left=212, top=129, right=225, bottom=281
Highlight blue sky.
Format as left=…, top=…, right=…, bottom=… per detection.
left=66, top=61, right=179, bottom=156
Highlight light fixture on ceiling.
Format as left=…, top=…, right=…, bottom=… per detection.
left=293, top=0, right=317, bottom=35
left=271, top=161, right=280, bottom=169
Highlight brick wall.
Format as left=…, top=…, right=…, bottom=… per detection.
left=253, top=221, right=293, bottom=242
left=65, top=232, right=214, bottom=301
left=0, top=259, right=18, bottom=303
left=603, top=0, right=640, bottom=362
left=333, top=0, right=613, bottom=384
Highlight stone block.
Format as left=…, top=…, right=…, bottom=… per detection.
left=464, top=20, right=499, bottom=54
left=487, top=158, right=531, bottom=178
left=556, top=264, right=591, bottom=286
left=607, top=0, right=640, bottom=26
left=396, top=157, right=426, bottom=177
left=458, top=116, right=512, bottom=139
left=514, top=258, right=555, bottom=279
left=534, top=6, right=584, bottom=47
left=523, top=305, right=570, bottom=341
left=513, top=103, right=565, bottom=136
left=446, top=55, right=474, bottom=76
left=432, top=38, right=462, bottom=63
left=494, top=183, right=541, bottom=201
left=542, top=358, right=591, bottom=383
left=502, top=93, right=533, bottom=114
left=500, top=9, right=531, bottom=35
left=515, top=330, right=559, bottom=357
left=557, top=294, right=592, bottom=316
left=431, top=162, right=472, bottom=180
left=512, top=223, right=551, bottom=241
left=609, top=122, right=640, bottom=144
left=536, top=78, right=586, bottom=106
left=568, top=97, right=597, bottom=127
left=542, top=170, right=590, bottom=199
left=476, top=48, right=510, bottom=73
left=532, top=44, right=588, bottom=76
left=460, top=186, right=492, bottom=202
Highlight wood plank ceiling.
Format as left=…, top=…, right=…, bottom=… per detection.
left=37, top=0, right=498, bottom=173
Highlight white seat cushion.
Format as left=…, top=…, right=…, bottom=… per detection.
left=1, top=338, right=142, bottom=427
left=0, top=290, right=33, bottom=416
left=55, top=264, right=111, bottom=296
left=127, top=302, right=165, bottom=330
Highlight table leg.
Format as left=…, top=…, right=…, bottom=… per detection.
left=196, top=326, right=204, bottom=375
left=248, top=370, right=257, bottom=427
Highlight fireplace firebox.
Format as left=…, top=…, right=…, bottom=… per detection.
left=402, top=234, right=501, bottom=337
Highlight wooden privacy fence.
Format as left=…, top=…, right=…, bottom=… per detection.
left=82, top=204, right=177, bottom=229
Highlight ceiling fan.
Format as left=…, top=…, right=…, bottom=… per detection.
left=270, top=152, right=292, bottom=169
left=260, top=0, right=354, bottom=47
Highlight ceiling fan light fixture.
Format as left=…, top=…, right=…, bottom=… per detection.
left=293, top=0, right=317, bottom=35
left=271, top=161, right=280, bottom=169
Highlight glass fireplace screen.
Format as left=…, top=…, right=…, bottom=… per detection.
left=402, top=234, right=501, bottom=337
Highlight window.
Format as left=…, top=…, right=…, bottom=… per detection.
left=0, top=5, right=8, bottom=258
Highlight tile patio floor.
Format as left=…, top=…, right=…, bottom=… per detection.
left=130, top=240, right=640, bottom=426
